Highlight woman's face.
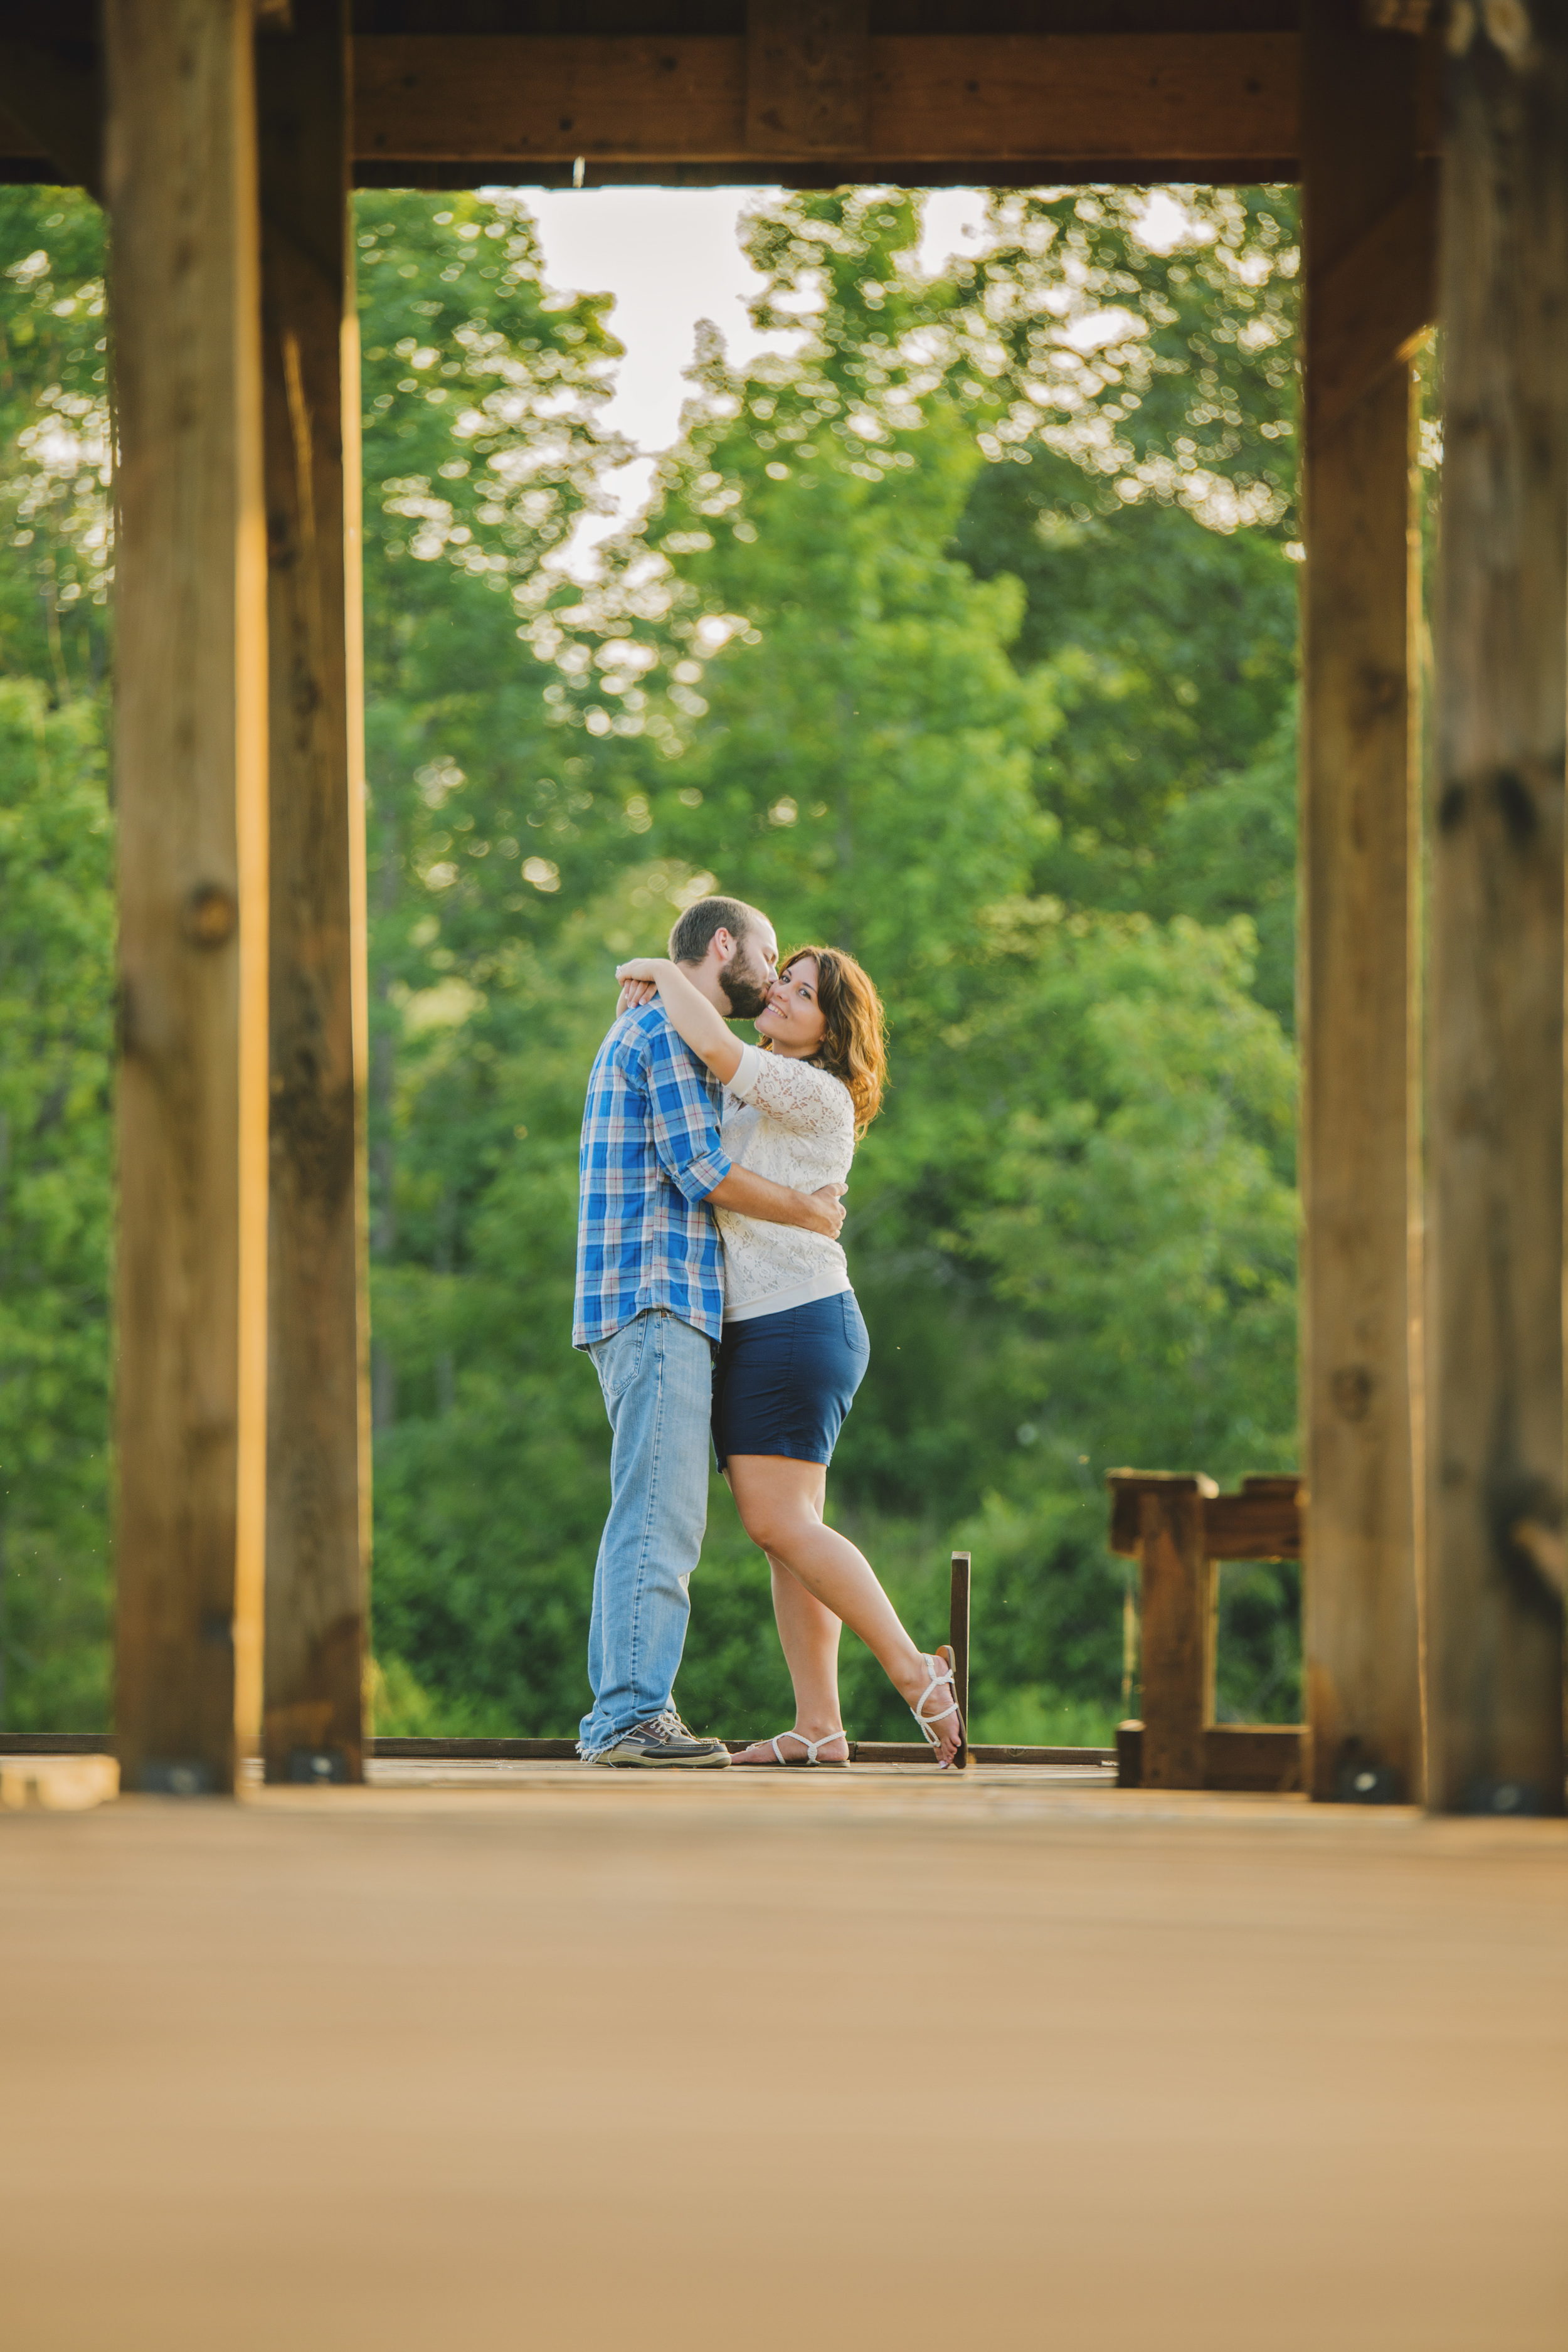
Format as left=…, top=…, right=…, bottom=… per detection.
left=755, top=958, right=829, bottom=1058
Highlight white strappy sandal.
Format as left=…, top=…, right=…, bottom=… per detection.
left=758, top=1727, right=851, bottom=1768
left=911, top=1646, right=965, bottom=1769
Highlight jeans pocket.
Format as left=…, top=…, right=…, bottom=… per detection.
left=590, top=1314, right=648, bottom=1406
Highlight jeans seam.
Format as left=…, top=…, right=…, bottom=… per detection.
left=625, top=1312, right=667, bottom=1708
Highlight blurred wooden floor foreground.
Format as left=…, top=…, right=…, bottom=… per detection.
left=1, top=1764, right=1564, bottom=2351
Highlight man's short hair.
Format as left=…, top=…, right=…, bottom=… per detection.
left=668, top=894, right=755, bottom=965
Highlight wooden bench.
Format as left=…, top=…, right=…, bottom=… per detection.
left=1108, top=1471, right=1305, bottom=1793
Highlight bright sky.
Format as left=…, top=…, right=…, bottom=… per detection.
left=514, top=185, right=992, bottom=569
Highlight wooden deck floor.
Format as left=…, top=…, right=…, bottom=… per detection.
left=1, top=1762, right=1564, bottom=2349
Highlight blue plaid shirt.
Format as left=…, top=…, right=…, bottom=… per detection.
left=573, top=1002, right=733, bottom=1349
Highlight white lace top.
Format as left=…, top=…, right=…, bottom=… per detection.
left=716, top=1041, right=856, bottom=1324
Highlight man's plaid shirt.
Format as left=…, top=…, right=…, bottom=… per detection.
left=573, top=1001, right=733, bottom=1349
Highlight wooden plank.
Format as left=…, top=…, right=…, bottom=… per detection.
left=948, top=1549, right=971, bottom=1771
left=1204, top=1494, right=1302, bottom=1559
left=351, top=32, right=1298, bottom=167
left=0, top=1734, right=115, bottom=1755
left=354, top=35, right=744, bottom=166
left=105, top=0, right=268, bottom=1798
left=744, top=0, right=868, bottom=157
left=1299, top=0, right=1429, bottom=1808
left=1202, top=1725, right=1305, bottom=1793
left=867, top=33, right=1298, bottom=164
left=1112, top=1720, right=1305, bottom=1791
left=1136, top=1488, right=1209, bottom=1788
left=257, top=0, right=368, bottom=1786
left=364, top=1737, right=1115, bottom=1766
left=1426, top=16, right=1568, bottom=1816
left=1106, top=1469, right=1216, bottom=1560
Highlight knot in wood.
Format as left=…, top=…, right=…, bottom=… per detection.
left=1330, top=1364, right=1374, bottom=1422
left=184, top=882, right=238, bottom=949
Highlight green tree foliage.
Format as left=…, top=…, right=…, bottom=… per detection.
left=0, top=190, right=114, bottom=1727
left=363, top=185, right=1303, bottom=1744
left=0, top=682, right=113, bottom=1728
left=0, top=189, right=110, bottom=696
left=0, top=179, right=1305, bottom=1739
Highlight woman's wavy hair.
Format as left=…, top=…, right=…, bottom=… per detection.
left=770, top=945, right=888, bottom=1136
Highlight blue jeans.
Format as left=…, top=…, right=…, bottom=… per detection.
left=579, top=1310, right=713, bottom=1758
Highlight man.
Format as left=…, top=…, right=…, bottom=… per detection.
left=573, top=894, right=846, bottom=1765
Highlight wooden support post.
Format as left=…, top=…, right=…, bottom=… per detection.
left=105, top=0, right=268, bottom=1794
left=257, top=0, right=369, bottom=1785
left=1137, top=1484, right=1210, bottom=1789
left=1300, top=2, right=1433, bottom=1804
left=1426, top=10, right=1568, bottom=1816
left=947, top=1550, right=971, bottom=1770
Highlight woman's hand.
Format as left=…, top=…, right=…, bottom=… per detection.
left=615, top=956, right=667, bottom=1017
left=611, top=953, right=744, bottom=1084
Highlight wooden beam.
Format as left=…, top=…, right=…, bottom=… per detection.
left=948, top=1549, right=971, bottom=1770
left=1106, top=1467, right=1217, bottom=1558
left=1299, top=1, right=1431, bottom=1808
left=1310, top=160, right=1438, bottom=435
left=1202, top=1725, right=1305, bottom=1793
left=745, top=0, right=868, bottom=157
left=105, top=0, right=268, bottom=1796
left=352, top=32, right=1300, bottom=169
left=1136, top=1485, right=1210, bottom=1789
left=257, top=0, right=369, bottom=1786
left=1426, top=11, right=1568, bottom=1816
left=1113, top=1722, right=1305, bottom=1792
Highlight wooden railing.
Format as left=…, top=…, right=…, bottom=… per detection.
left=1108, top=1471, right=1305, bottom=1793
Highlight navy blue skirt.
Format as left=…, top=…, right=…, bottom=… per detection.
left=712, top=1290, right=871, bottom=1470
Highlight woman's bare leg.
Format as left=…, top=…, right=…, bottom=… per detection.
left=766, top=1547, right=844, bottom=1732
left=725, top=1454, right=960, bottom=1765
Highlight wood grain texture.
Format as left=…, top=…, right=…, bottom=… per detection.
left=105, top=0, right=268, bottom=1794
left=1202, top=1724, right=1305, bottom=1793
left=1136, top=1488, right=1209, bottom=1788
left=352, top=32, right=1297, bottom=166
left=948, top=1549, right=971, bottom=1771
left=1300, top=0, right=1429, bottom=1806
left=1426, top=18, right=1568, bottom=1814
left=1106, top=1468, right=1216, bottom=1559
left=1203, top=1492, right=1301, bottom=1559
left=744, top=0, right=868, bottom=156
left=257, top=0, right=368, bottom=1786
left=1112, top=1720, right=1306, bottom=1791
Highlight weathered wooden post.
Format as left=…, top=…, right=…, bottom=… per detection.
left=105, top=0, right=269, bottom=1793
left=1299, top=0, right=1434, bottom=1803
left=1426, top=4, right=1568, bottom=1814
left=1136, top=1486, right=1211, bottom=1789
left=257, top=0, right=370, bottom=1784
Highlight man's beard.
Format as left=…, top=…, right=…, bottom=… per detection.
left=719, top=953, right=770, bottom=1019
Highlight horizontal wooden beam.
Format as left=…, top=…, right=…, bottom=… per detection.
left=354, top=32, right=1300, bottom=169
left=367, top=1736, right=1116, bottom=1766
left=1202, top=1724, right=1305, bottom=1792
left=1115, top=1721, right=1305, bottom=1791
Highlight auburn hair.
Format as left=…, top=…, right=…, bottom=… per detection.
left=770, top=945, right=888, bottom=1136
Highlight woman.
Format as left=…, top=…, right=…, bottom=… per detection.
left=613, top=944, right=963, bottom=1768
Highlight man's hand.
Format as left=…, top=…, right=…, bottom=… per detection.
left=707, top=1167, right=847, bottom=1238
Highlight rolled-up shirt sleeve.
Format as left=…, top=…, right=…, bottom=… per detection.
left=645, top=1022, right=732, bottom=1203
